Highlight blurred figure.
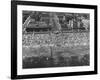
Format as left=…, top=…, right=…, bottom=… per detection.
left=81, top=17, right=90, bottom=31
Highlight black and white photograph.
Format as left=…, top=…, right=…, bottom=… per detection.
left=11, top=1, right=97, bottom=79
left=22, top=11, right=90, bottom=68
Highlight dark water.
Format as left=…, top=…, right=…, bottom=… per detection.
left=23, top=54, right=89, bottom=69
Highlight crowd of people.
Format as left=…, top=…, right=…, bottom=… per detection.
left=22, top=11, right=90, bottom=52
left=22, top=32, right=89, bottom=48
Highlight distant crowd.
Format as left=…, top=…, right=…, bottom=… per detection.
left=22, top=32, right=89, bottom=48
